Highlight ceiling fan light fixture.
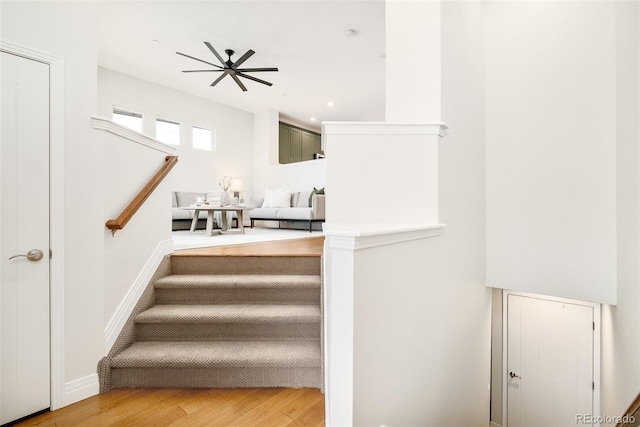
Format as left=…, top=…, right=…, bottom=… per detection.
left=176, top=42, right=279, bottom=92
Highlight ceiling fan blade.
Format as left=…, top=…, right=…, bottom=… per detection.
left=235, top=67, right=279, bottom=72
left=210, top=72, right=228, bottom=87
left=204, top=42, right=227, bottom=66
left=230, top=74, right=248, bottom=91
left=176, top=52, right=223, bottom=69
left=182, top=70, right=225, bottom=73
left=232, top=49, right=255, bottom=69
left=237, top=72, right=273, bottom=87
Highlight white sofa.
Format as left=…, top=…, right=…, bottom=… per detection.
left=249, top=190, right=325, bottom=232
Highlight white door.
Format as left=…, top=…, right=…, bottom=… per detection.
left=507, top=294, right=594, bottom=427
left=0, top=51, right=51, bottom=425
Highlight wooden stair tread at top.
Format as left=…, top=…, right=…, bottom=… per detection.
left=135, top=304, right=321, bottom=324
left=154, top=274, right=321, bottom=289
left=172, top=236, right=324, bottom=257
left=111, top=341, right=321, bottom=368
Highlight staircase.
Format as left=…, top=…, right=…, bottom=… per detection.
left=99, top=253, right=323, bottom=391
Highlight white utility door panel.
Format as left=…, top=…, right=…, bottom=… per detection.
left=1, top=51, right=51, bottom=424
left=507, top=294, right=593, bottom=427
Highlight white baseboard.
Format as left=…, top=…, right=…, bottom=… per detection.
left=490, top=422, right=502, bottom=427
left=64, top=373, right=99, bottom=406
left=104, top=239, right=174, bottom=353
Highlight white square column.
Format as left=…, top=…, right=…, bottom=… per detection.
left=386, top=0, right=442, bottom=122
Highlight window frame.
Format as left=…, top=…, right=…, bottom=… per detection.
left=155, top=116, right=182, bottom=146
left=112, top=107, right=144, bottom=133
left=192, top=125, right=215, bottom=152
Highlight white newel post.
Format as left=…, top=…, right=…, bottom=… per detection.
left=322, top=2, right=445, bottom=425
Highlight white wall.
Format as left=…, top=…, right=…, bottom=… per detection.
left=485, top=1, right=618, bottom=305
left=98, top=68, right=254, bottom=195
left=490, top=288, right=503, bottom=425
left=252, top=109, right=326, bottom=199
left=323, top=128, right=439, bottom=225
left=601, top=1, right=640, bottom=417
left=324, top=2, right=490, bottom=425
left=101, top=130, right=173, bottom=327
left=1, top=0, right=104, bottom=402
left=385, top=0, right=441, bottom=122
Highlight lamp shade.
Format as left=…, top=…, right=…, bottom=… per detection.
left=229, top=179, right=243, bottom=192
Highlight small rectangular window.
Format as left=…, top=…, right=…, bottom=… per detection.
left=192, top=126, right=214, bottom=151
left=113, top=108, right=143, bottom=133
left=156, top=118, right=181, bottom=146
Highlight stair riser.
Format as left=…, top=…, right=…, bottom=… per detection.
left=111, top=367, right=322, bottom=389
left=136, top=323, right=320, bottom=341
left=170, top=256, right=321, bottom=275
left=155, top=289, right=320, bottom=305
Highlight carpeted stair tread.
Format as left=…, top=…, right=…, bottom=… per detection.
left=99, top=253, right=323, bottom=392
left=111, top=341, right=321, bottom=368
left=135, top=304, right=320, bottom=324
left=154, top=274, right=321, bottom=289
left=170, top=256, right=320, bottom=275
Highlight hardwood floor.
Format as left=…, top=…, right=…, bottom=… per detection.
left=16, top=388, right=325, bottom=427
left=173, top=236, right=324, bottom=257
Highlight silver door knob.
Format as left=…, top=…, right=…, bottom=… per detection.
left=9, top=249, right=44, bottom=261
left=509, top=371, right=521, bottom=379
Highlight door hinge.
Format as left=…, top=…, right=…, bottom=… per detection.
left=593, top=321, right=595, bottom=330
left=49, top=249, right=52, bottom=259
left=592, top=382, right=595, bottom=390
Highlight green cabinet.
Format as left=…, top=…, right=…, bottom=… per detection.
left=279, top=122, right=321, bottom=164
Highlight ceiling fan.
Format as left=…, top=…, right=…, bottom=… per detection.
left=176, top=42, right=278, bottom=92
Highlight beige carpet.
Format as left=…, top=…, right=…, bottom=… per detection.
left=98, top=251, right=322, bottom=392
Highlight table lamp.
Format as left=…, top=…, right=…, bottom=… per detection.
left=230, top=179, right=244, bottom=204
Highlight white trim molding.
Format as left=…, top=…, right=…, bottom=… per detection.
left=1, top=40, right=66, bottom=411
left=322, top=121, right=449, bottom=137
left=323, top=223, right=445, bottom=250
left=64, top=374, right=99, bottom=407
left=104, top=239, right=174, bottom=353
left=91, top=116, right=177, bottom=155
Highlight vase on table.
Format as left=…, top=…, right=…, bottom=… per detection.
left=220, top=191, right=231, bottom=206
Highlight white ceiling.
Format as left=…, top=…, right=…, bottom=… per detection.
left=98, top=1, right=386, bottom=129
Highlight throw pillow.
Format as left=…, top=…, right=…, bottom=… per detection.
left=261, top=188, right=292, bottom=208
left=308, top=187, right=325, bottom=207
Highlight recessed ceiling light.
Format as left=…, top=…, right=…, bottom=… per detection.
left=310, top=117, right=317, bottom=122
left=152, top=39, right=160, bottom=44
left=327, top=101, right=334, bottom=107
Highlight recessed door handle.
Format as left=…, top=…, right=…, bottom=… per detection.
left=509, top=371, right=521, bottom=379
left=9, top=249, right=44, bottom=261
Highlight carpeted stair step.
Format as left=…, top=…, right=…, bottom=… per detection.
left=109, top=341, right=321, bottom=388
left=170, top=255, right=321, bottom=275
left=154, top=274, right=321, bottom=305
left=99, top=252, right=324, bottom=392
left=134, top=304, right=321, bottom=341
